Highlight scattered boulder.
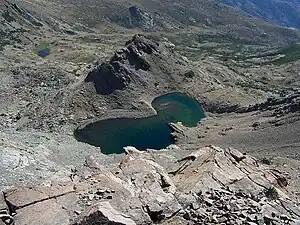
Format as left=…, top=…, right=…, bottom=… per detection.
left=183, top=70, right=195, bottom=79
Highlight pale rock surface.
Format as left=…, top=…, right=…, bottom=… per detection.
left=1, top=146, right=300, bottom=225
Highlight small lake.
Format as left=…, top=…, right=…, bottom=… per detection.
left=74, top=92, right=205, bottom=154
left=37, top=48, right=50, bottom=57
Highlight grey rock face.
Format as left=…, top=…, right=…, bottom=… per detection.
left=203, top=91, right=300, bottom=117
left=0, top=0, right=46, bottom=51
left=1, top=146, right=300, bottom=225
left=128, top=6, right=155, bottom=30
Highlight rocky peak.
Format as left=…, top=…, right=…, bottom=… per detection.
left=112, top=34, right=159, bottom=70
left=124, top=34, right=159, bottom=54
left=84, top=35, right=160, bottom=95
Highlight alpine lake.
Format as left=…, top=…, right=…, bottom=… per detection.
left=74, top=92, right=205, bottom=154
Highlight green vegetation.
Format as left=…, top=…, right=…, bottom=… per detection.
left=272, top=44, right=300, bottom=65
left=236, top=43, right=300, bottom=65
left=197, top=34, right=256, bottom=45
left=33, top=41, right=50, bottom=52
left=0, top=30, right=17, bottom=51
left=167, top=29, right=300, bottom=65
left=33, top=41, right=51, bottom=57
left=168, top=32, right=269, bottom=62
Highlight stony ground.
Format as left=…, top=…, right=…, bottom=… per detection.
left=1, top=146, right=300, bottom=225
left=1, top=0, right=300, bottom=224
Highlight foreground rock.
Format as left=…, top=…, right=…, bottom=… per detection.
left=74, top=202, right=136, bottom=225
left=1, top=146, right=300, bottom=225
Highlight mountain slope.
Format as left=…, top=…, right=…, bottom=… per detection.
left=11, top=0, right=300, bottom=45
left=219, top=0, right=300, bottom=29
left=0, top=0, right=43, bottom=50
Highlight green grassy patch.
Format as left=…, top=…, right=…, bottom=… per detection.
left=33, top=41, right=50, bottom=52
left=33, top=41, right=51, bottom=57
left=196, top=34, right=256, bottom=45
left=271, top=44, right=300, bottom=65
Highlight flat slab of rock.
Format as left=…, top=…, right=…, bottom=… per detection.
left=0, top=192, right=12, bottom=225
left=5, top=182, right=75, bottom=209
left=4, top=183, right=77, bottom=225
left=13, top=199, right=70, bottom=225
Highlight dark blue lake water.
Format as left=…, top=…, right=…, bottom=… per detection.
left=37, top=48, right=50, bottom=57
left=74, top=92, right=205, bottom=154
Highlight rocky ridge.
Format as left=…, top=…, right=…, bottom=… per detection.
left=85, top=35, right=160, bottom=95
left=203, top=90, right=300, bottom=116
left=1, top=146, right=299, bottom=225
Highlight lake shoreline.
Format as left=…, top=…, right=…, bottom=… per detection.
left=74, top=92, right=205, bottom=154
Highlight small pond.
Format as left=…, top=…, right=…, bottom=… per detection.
left=37, top=48, right=50, bottom=57
left=74, top=92, right=205, bottom=154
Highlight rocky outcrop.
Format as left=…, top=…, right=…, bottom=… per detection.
left=237, top=91, right=300, bottom=116
left=85, top=61, right=132, bottom=95
left=128, top=6, right=155, bottom=30
left=202, top=100, right=240, bottom=114
left=84, top=35, right=159, bottom=95
left=203, top=91, right=300, bottom=117
left=1, top=146, right=300, bottom=224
